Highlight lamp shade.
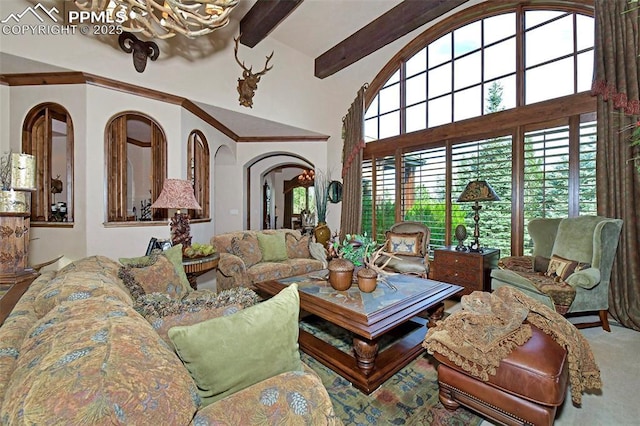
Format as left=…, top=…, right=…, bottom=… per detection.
left=151, top=179, right=202, bottom=210
left=457, top=180, right=501, bottom=202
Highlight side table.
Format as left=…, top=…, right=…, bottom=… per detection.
left=182, top=253, right=219, bottom=290
left=432, top=246, right=500, bottom=295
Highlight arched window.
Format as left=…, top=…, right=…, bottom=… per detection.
left=22, top=103, right=74, bottom=224
left=187, top=130, right=210, bottom=220
left=105, top=112, right=167, bottom=222
left=362, top=2, right=596, bottom=257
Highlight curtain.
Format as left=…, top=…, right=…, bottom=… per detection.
left=593, top=0, right=640, bottom=330
left=339, top=84, right=367, bottom=240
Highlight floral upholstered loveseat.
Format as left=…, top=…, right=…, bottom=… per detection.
left=211, top=229, right=327, bottom=292
left=0, top=251, right=340, bottom=425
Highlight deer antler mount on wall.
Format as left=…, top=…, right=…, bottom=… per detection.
left=233, top=37, right=273, bottom=108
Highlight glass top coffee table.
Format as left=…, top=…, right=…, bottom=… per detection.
left=255, top=271, right=462, bottom=394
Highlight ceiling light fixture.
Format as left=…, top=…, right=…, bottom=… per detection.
left=74, top=0, right=239, bottom=40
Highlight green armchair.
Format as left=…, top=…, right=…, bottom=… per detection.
left=491, top=216, right=623, bottom=331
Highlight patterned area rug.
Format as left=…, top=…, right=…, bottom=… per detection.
left=300, top=317, right=483, bottom=425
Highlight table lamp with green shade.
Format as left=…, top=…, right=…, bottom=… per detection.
left=457, top=179, right=500, bottom=252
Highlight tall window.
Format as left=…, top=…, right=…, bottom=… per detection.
left=362, top=2, right=596, bottom=256
left=22, top=103, right=74, bottom=224
left=105, top=113, right=166, bottom=223
left=187, top=130, right=210, bottom=220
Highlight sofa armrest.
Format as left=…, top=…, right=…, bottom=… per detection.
left=565, top=268, right=601, bottom=289
left=193, top=370, right=342, bottom=425
left=215, top=253, right=250, bottom=292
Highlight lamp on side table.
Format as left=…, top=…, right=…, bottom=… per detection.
left=151, top=179, right=202, bottom=250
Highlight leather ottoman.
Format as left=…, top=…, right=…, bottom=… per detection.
left=434, top=325, right=569, bottom=426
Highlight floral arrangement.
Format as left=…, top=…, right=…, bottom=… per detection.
left=329, top=233, right=380, bottom=267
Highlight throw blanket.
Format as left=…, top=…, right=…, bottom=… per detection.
left=423, top=286, right=601, bottom=405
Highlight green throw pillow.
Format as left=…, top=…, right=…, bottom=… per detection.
left=119, top=244, right=191, bottom=295
left=257, top=232, right=288, bottom=262
left=168, top=283, right=302, bottom=406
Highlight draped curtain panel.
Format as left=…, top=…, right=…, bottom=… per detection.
left=339, top=84, right=367, bottom=240
left=593, top=0, right=640, bottom=330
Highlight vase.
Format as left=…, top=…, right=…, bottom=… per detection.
left=314, top=221, right=331, bottom=247
left=357, top=268, right=378, bottom=293
left=328, top=258, right=354, bottom=291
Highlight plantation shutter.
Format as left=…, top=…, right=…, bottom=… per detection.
left=401, top=147, right=447, bottom=248
left=451, top=136, right=512, bottom=254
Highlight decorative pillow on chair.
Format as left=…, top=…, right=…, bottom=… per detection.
left=168, top=284, right=303, bottom=406
left=385, top=232, right=423, bottom=257
left=545, top=255, right=590, bottom=282
left=257, top=232, right=288, bottom=262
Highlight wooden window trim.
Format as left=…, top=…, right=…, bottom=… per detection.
left=105, top=112, right=167, bottom=223
left=22, top=102, right=74, bottom=225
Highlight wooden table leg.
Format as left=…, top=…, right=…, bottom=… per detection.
left=353, top=336, right=379, bottom=376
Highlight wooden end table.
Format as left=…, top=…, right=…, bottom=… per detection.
left=432, top=246, right=500, bottom=295
left=182, top=253, right=219, bottom=290
left=255, top=272, right=461, bottom=394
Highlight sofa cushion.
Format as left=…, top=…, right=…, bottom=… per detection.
left=135, top=288, right=260, bottom=345
left=257, top=232, right=288, bottom=262
left=248, top=262, right=295, bottom=284
left=0, top=296, right=199, bottom=425
left=33, top=271, right=133, bottom=318
left=285, top=258, right=325, bottom=277
left=230, top=233, right=262, bottom=268
left=169, top=284, right=303, bottom=406
left=119, top=250, right=190, bottom=300
left=119, top=244, right=191, bottom=295
left=285, top=232, right=311, bottom=259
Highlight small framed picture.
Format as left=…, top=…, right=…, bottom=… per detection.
left=145, top=237, right=172, bottom=255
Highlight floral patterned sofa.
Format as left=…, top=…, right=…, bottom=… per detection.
left=211, top=229, right=327, bottom=292
left=0, top=252, right=340, bottom=425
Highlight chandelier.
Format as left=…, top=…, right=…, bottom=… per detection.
left=74, top=0, right=239, bottom=39
left=297, top=169, right=315, bottom=185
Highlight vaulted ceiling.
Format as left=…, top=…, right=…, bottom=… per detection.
left=239, top=0, right=468, bottom=78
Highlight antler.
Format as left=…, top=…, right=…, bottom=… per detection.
left=256, top=51, right=274, bottom=76
left=233, top=36, right=274, bottom=75
left=363, top=241, right=399, bottom=277
left=233, top=36, right=250, bottom=72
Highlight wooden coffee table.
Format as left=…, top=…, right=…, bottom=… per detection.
left=255, top=272, right=461, bottom=394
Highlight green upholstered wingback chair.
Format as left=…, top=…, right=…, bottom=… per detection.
left=491, top=216, right=623, bottom=331
left=380, top=221, right=431, bottom=278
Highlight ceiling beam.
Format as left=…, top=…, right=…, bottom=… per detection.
left=240, top=0, right=304, bottom=48
left=315, top=0, right=468, bottom=79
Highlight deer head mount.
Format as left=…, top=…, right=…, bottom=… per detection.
left=119, top=32, right=160, bottom=73
left=233, top=37, right=273, bottom=108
